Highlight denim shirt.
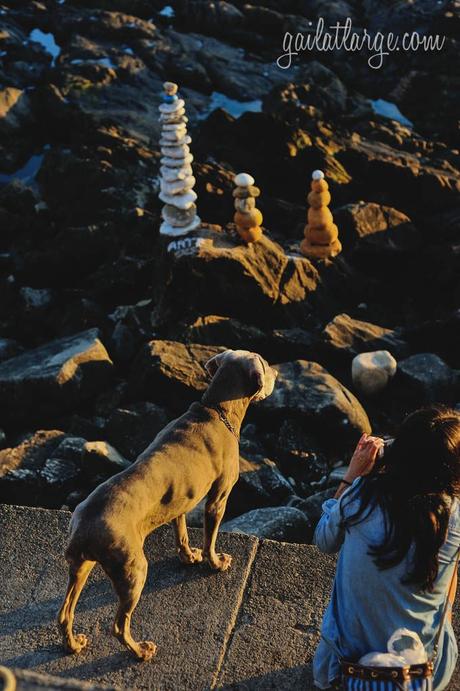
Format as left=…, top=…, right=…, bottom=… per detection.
left=313, top=479, right=460, bottom=690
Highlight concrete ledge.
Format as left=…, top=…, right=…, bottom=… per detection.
left=0, top=505, right=458, bottom=690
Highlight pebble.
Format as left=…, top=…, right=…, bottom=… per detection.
left=160, top=144, right=191, bottom=159
left=234, top=172, right=255, bottom=187
left=159, top=189, right=197, bottom=209
left=235, top=197, right=256, bottom=212
left=233, top=185, right=260, bottom=199
left=160, top=216, right=201, bottom=237
left=163, top=118, right=188, bottom=130
left=312, top=169, right=325, bottom=180
left=159, top=134, right=190, bottom=146
left=163, top=81, right=178, bottom=95
left=159, top=99, right=185, bottom=114
left=162, top=203, right=197, bottom=226
left=160, top=164, right=193, bottom=182
left=161, top=176, right=196, bottom=195
left=160, top=153, right=194, bottom=168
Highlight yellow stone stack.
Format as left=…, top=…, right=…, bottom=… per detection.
left=233, top=172, right=263, bottom=244
left=300, top=170, right=342, bottom=259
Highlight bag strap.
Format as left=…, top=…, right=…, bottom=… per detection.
left=430, top=546, right=460, bottom=662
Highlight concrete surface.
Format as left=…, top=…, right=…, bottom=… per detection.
left=0, top=505, right=458, bottom=690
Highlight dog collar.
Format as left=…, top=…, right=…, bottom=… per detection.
left=200, top=400, right=240, bottom=441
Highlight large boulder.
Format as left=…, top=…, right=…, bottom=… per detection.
left=0, top=431, right=86, bottom=508
left=333, top=202, right=414, bottom=250
left=259, top=360, right=371, bottom=447
left=222, top=506, right=311, bottom=543
left=0, top=329, right=113, bottom=426
left=131, top=340, right=223, bottom=411
left=320, top=313, right=408, bottom=368
left=0, top=87, right=33, bottom=135
left=395, top=353, right=459, bottom=405
left=152, top=227, right=319, bottom=329
left=104, top=402, right=170, bottom=459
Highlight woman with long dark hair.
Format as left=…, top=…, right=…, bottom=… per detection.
left=313, top=405, right=460, bottom=690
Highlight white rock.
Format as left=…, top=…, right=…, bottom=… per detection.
left=160, top=144, right=190, bottom=159
left=159, top=134, right=190, bottom=146
left=160, top=153, right=194, bottom=168
left=163, top=118, right=188, bottom=130
left=161, top=176, right=195, bottom=195
left=160, top=164, right=193, bottom=182
left=312, top=169, right=325, bottom=180
left=159, top=189, right=197, bottom=208
left=352, top=350, right=397, bottom=396
left=160, top=216, right=201, bottom=237
left=159, top=98, right=185, bottom=114
left=234, top=172, right=255, bottom=187
left=160, top=108, right=185, bottom=122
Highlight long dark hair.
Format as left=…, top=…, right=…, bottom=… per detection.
left=342, top=406, right=460, bottom=591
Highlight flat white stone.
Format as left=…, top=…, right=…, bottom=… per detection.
left=160, top=144, right=190, bottom=159
left=159, top=98, right=185, bottom=114
left=160, top=216, right=201, bottom=237
left=161, top=176, right=195, bottom=195
left=161, top=153, right=193, bottom=168
left=160, top=165, right=193, bottom=182
left=312, top=169, right=325, bottom=180
left=159, top=189, right=197, bottom=208
left=160, top=108, right=185, bottom=122
left=351, top=350, right=397, bottom=396
left=160, top=135, right=191, bottom=146
left=234, top=172, right=255, bottom=187
left=163, top=118, right=188, bottom=130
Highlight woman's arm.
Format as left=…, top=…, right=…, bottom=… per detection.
left=315, top=435, right=383, bottom=553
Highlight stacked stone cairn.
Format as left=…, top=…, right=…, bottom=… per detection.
left=233, top=173, right=263, bottom=244
left=159, top=81, right=201, bottom=236
left=300, top=170, right=342, bottom=259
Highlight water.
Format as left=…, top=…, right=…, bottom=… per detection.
left=198, top=91, right=263, bottom=120
left=371, top=99, right=413, bottom=128
left=70, top=57, right=117, bottom=69
left=29, top=29, right=61, bottom=66
left=159, top=5, right=175, bottom=18
left=0, top=147, right=48, bottom=187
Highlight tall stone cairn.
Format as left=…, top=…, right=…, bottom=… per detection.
left=159, top=81, right=201, bottom=236
left=300, top=170, right=342, bottom=259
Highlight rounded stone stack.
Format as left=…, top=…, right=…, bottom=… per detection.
left=233, top=173, right=263, bottom=244
left=159, top=81, right=201, bottom=236
left=300, top=170, right=342, bottom=259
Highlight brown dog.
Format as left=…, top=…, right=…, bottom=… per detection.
left=58, top=349, right=277, bottom=661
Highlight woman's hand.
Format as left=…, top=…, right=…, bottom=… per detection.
left=344, top=434, right=384, bottom=484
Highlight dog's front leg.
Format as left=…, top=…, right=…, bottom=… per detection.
left=173, top=514, right=203, bottom=565
left=203, top=493, right=232, bottom=571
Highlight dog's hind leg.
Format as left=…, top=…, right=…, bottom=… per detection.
left=104, top=551, right=157, bottom=661
left=58, top=558, right=95, bottom=654
left=173, top=514, right=203, bottom=565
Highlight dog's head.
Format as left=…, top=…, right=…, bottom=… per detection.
left=205, top=349, right=277, bottom=402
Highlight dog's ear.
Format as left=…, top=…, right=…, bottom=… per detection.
left=248, top=354, right=265, bottom=396
left=205, top=350, right=232, bottom=378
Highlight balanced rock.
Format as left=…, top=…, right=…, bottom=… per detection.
left=158, top=82, right=201, bottom=236
left=300, top=170, right=342, bottom=260
left=352, top=350, right=397, bottom=396
left=233, top=172, right=263, bottom=244
left=0, top=329, right=113, bottom=425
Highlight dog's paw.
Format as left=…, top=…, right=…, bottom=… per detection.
left=136, top=640, right=157, bottom=661
left=209, top=552, right=232, bottom=571
left=179, top=547, right=203, bottom=565
left=69, top=633, right=88, bottom=654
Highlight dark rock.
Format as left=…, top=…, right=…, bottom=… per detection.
left=320, top=313, right=409, bottom=368
left=131, top=340, right=223, bottom=411
left=0, top=337, right=24, bottom=363
left=272, top=419, right=329, bottom=491
left=0, top=329, right=113, bottom=426
left=259, top=360, right=371, bottom=448
left=0, top=87, right=33, bottom=135
left=81, top=441, right=130, bottom=478
left=222, top=506, right=311, bottom=543
left=152, top=227, right=319, bottom=329
left=0, top=430, right=87, bottom=508
left=181, top=315, right=268, bottom=352
left=289, top=488, right=337, bottom=529
left=104, top=402, right=170, bottom=459
left=395, top=353, right=459, bottom=405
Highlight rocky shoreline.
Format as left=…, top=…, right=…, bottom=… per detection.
left=0, top=0, right=459, bottom=543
